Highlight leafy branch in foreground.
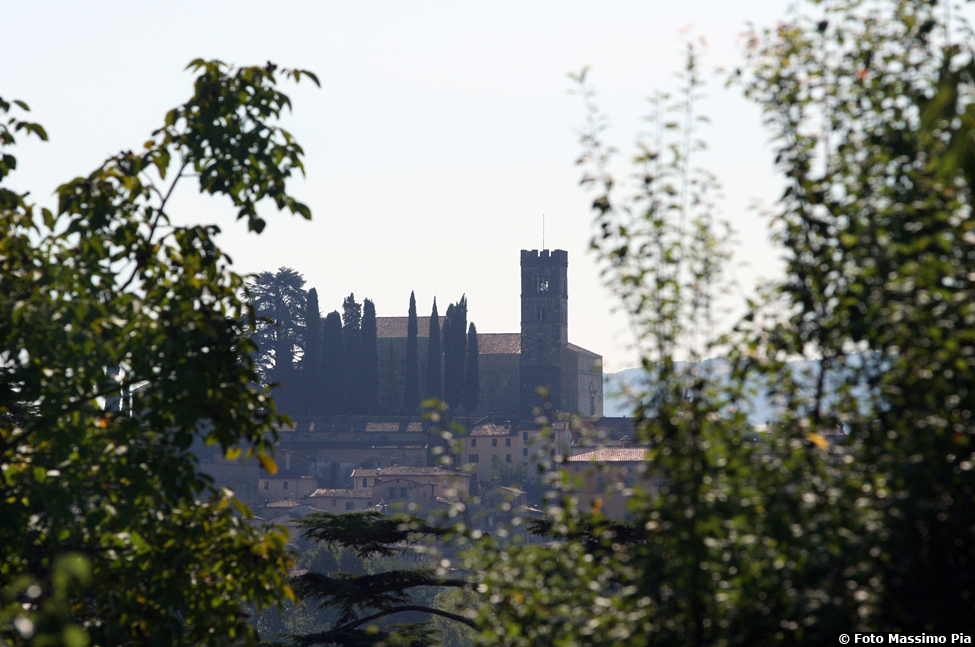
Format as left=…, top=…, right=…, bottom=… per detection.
left=1, top=60, right=317, bottom=647
left=287, top=512, right=477, bottom=647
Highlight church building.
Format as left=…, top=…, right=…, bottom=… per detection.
left=376, top=249, right=603, bottom=418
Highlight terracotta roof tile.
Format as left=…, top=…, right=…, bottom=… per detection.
left=479, top=333, right=521, bottom=355
left=568, top=447, right=649, bottom=462
left=265, top=499, right=301, bottom=508
left=471, top=423, right=514, bottom=436
left=309, top=488, right=374, bottom=498
left=376, top=316, right=445, bottom=338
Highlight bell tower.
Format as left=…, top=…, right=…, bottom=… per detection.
left=520, top=249, right=568, bottom=416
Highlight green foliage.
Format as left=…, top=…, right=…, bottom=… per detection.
left=1, top=59, right=317, bottom=646
left=466, top=2, right=975, bottom=644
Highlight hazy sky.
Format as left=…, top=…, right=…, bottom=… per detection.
left=4, top=1, right=795, bottom=371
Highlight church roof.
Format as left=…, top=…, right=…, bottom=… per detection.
left=567, top=342, right=601, bottom=358
left=376, top=316, right=445, bottom=338
left=479, top=333, right=521, bottom=355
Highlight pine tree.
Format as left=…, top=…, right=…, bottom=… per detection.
left=302, top=287, right=322, bottom=415
left=423, top=299, right=441, bottom=402
left=321, top=311, right=344, bottom=415
left=404, top=291, right=420, bottom=411
left=292, top=512, right=477, bottom=647
left=360, top=299, right=379, bottom=415
left=341, top=294, right=363, bottom=414
left=463, top=322, right=479, bottom=414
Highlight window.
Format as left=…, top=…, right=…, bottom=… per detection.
left=331, top=498, right=337, bottom=507
left=523, top=448, right=528, bottom=456
left=389, top=488, right=396, bottom=499
left=400, top=487, right=408, bottom=498
left=538, top=277, right=549, bottom=292
left=346, top=502, right=355, bottom=510
left=283, top=481, right=288, bottom=490
left=492, top=438, right=497, bottom=447
left=471, top=438, right=477, bottom=447
left=263, top=481, right=269, bottom=490
left=523, top=432, right=528, bottom=441
left=505, top=438, right=511, bottom=447
left=506, top=454, right=512, bottom=463
left=362, top=478, right=368, bottom=487
left=538, top=309, right=544, bottom=321
left=468, top=454, right=479, bottom=463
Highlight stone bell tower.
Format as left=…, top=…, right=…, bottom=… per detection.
left=519, top=249, right=568, bottom=416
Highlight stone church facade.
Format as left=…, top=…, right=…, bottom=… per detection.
left=376, top=249, right=603, bottom=418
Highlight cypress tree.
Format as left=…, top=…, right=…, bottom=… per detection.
left=404, top=291, right=420, bottom=411
left=423, top=299, right=442, bottom=402
left=301, top=287, right=322, bottom=414
left=379, top=341, right=403, bottom=414
left=320, top=311, right=344, bottom=415
left=443, top=296, right=467, bottom=409
left=463, top=322, right=480, bottom=414
left=361, top=299, right=379, bottom=414
left=342, top=294, right=362, bottom=414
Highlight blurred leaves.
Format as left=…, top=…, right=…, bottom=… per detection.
left=467, top=2, right=975, bottom=645
left=0, top=59, right=314, bottom=646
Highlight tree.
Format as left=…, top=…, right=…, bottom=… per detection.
left=361, top=299, right=379, bottom=414
left=486, top=455, right=534, bottom=491
left=442, top=296, right=467, bottom=410
left=404, top=291, right=420, bottom=411
left=468, top=3, right=975, bottom=644
left=0, top=60, right=317, bottom=646
left=301, top=287, right=323, bottom=415
left=290, top=512, right=478, bottom=647
left=248, top=267, right=308, bottom=389
left=321, top=311, right=345, bottom=415
left=342, top=294, right=362, bottom=414
left=462, top=323, right=479, bottom=414
left=378, top=341, right=403, bottom=414
left=424, top=299, right=442, bottom=402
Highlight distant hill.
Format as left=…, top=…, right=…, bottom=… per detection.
left=603, top=355, right=873, bottom=425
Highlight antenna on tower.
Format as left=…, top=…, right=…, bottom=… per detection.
left=542, top=214, right=545, bottom=249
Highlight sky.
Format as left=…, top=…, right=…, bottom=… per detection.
left=3, top=1, right=796, bottom=372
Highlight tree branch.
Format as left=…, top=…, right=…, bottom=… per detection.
left=337, top=604, right=478, bottom=631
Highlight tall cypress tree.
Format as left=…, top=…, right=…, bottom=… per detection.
left=404, top=291, right=420, bottom=411
left=361, top=299, right=379, bottom=414
left=301, top=288, right=322, bottom=415
left=379, top=341, right=403, bottom=414
left=442, top=296, right=467, bottom=409
left=463, top=322, right=480, bottom=414
left=423, top=299, right=442, bottom=402
left=342, top=294, right=362, bottom=414
left=320, top=311, right=344, bottom=415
